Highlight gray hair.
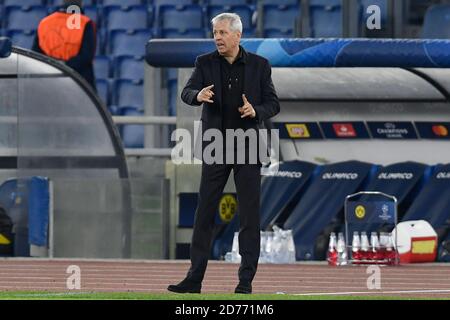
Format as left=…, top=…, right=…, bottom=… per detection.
left=211, top=13, right=243, bottom=33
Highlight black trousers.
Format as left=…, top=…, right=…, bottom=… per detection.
left=187, top=163, right=261, bottom=283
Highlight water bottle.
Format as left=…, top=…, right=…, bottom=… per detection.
left=259, top=231, right=267, bottom=263
left=265, top=231, right=274, bottom=263
left=370, top=232, right=381, bottom=262
left=224, top=252, right=233, bottom=262
left=352, top=231, right=362, bottom=263
left=327, top=232, right=337, bottom=266
left=337, top=232, right=348, bottom=266
left=360, top=231, right=370, bottom=262
left=272, top=228, right=283, bottom=263
left=231, top=232, right=241, bottom=263
left=386, top=233, right=397, bottom=265
left=379, top=232, right=389, bottom=263
left=285, top=229, right=296, bottom=263
left=276, top=229, right=293, bottom=264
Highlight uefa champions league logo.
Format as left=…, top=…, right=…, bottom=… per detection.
left=378, top=204, right=392, bottom=222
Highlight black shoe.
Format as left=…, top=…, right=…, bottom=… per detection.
left=234, top=282, right=252, bottom=294
left=167, top=278, right=201, bottom=294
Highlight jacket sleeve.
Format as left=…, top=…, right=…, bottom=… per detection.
left=181, top=57, right=204, bottom=106
left=66, top=21, right=96, bottom=71
left=252, top=60, right=280, bottom=123
left=32, top=33, right=43, bottom=54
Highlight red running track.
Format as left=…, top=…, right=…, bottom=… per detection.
left=0, top=258, right=449, bottom=298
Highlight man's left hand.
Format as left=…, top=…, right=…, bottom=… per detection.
left=239, top=94, right=256, bottom=118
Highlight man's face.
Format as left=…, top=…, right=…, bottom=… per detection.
left=213, top=19, right=241, bottom=56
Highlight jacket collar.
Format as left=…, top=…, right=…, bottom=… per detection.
left=212, top=45, right=247, bottom=64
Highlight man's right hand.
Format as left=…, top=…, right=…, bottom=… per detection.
left=196, top=84, right=215, bottom=104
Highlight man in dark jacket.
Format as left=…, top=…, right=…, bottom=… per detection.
left=168, top=13, right=280, bottom=294
left=32, top=0, right=96, bottom=90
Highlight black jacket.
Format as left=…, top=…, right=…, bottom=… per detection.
left=181, top=48, right=280, bottom=134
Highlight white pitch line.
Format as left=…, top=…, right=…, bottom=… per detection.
left=4, top=292, right=91, bottom=298
left=293, top=289, right=450, bottom=296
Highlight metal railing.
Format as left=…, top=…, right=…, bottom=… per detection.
left=112, top=115, right=176, bottom=157
left=112, top=116, right=176, bottom=125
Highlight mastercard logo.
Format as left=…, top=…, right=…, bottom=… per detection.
left=432, top=125, right=449, bottom=137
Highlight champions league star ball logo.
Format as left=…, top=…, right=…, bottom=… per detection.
left=385, top=123, right=395, bottom=129
left=378, top=204, right=392, bottom=221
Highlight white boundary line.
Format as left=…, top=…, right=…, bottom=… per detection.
left=293, top=289, right=450, bottom=296
left=4, top=289, right=450, bottom=298
left=3, top=292, right=95, bottom=298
